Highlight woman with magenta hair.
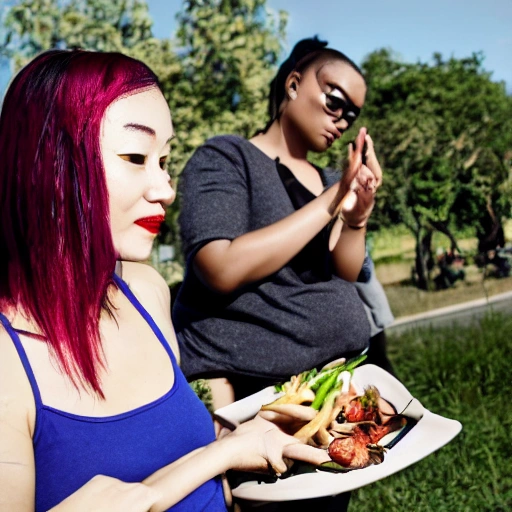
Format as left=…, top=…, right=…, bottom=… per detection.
left=0, top=50, right=327, bottom=512
left=173, top=37, right=382, bottom=510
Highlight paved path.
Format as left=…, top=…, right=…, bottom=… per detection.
left=387, top=290, right=512, bottom=336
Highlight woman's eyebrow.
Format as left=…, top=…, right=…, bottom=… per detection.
left=123, top=122, right=156, bottom=137
left=123, top=123, right=174, bottom=145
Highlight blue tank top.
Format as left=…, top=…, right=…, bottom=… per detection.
left=0, top=274, right=227, bottom=512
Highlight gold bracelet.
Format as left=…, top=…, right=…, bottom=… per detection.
left=338, top=212, right=366, bottom=230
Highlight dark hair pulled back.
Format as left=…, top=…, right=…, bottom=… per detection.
left=261, top=36, right=363, bottom=133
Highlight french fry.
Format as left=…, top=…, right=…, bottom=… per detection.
left=260, top=384, right=315, bottom=409
left=293, top=386, right=340, bottom=443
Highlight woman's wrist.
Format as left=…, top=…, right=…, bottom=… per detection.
left=213, top=434, right=243, bottom=473
left=338, top=212, right=367, bottom=230
left=322, top=182, right=344, bottom=217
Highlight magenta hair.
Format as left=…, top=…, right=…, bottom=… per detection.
left=0, top=50, right=160, bottom=395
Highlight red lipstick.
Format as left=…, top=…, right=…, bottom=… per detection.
left=134, top=215, right=165, bottom=234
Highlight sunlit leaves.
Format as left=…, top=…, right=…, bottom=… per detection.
left=358, top=49, right=512, bottom=286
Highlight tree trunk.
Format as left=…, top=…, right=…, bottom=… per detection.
left=431, top=221, right=460, bottom=253
left=477, top=199, right=505, bottom=253
left=414, top=227, right=433, bottom=290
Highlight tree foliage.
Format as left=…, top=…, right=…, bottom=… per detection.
left=161, top=0, right=286, bottom=253
left=360, top=49, right=512, bottom=288
left=1, top=0, right=155, bottom=63
left=2, top=2, right=511, bottom=291
left=172, top=0, right=286, bottom=159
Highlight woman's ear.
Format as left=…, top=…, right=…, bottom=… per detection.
left=286, top=71, right=301, bottom=100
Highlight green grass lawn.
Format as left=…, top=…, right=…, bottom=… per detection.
left=350, top=312, right=512, bottom=511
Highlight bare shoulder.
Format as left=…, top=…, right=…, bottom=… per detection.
left=119, top=261, right=179, bottom=361
left=121, top=261, right=170, bottom=291
left=121, top=261, right=171, bottom=306
left=0, top=323, right=35, bottom=426
left=0, top=323, right=36, bottom=510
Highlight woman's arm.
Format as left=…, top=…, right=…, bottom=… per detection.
left=48, top=477, right=160, bottom=512
left=328, top=131, right=383, bottom=281
left=143, top=415, right=330, bottom=512
left=193, top=182, right=341, bottom=294
left=193, top=129, right=381, bottom=292
left=0, top=329, right=37, bottom=512
left=329, top=221, right=368, bottom=281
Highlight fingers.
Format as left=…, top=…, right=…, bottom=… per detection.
left=283, top=442, right=331, bottom=466
left=221, top=474, right=233, bottom=507
left=342, top=127, right=368, bottom=194
left=363, top=134, right=382, bottom=187
left=354, top=165, right=377, bottom=194
left=262, top=429, right=291, bottom=476
left=258, top=406, right=317, bottom=435
left=354, top=127, right=367, bottom=154
left=352, top=127, right=367, bottom=169
left=230, top=415, right=331, bottom=477
left=338, top=183, right=374, bottom=229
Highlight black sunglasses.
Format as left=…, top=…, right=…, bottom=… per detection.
left=324, top=90, right=361, bottom=127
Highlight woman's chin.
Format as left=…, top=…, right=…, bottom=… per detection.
left=309, top=135, right=334, bottom=153
left=116, top=245, right=154, bottom=263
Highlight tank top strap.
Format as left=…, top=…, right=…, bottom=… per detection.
left=112, top=273, right=178, bottom=368
left=0, top=312, right=43, bottom=408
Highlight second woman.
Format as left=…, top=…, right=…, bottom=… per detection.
left=173, top=37, right=383, bottom=405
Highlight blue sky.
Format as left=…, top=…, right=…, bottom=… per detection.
left=1, top=0, right=511, bottom=95
left=147, top=0, right=512, bottom=93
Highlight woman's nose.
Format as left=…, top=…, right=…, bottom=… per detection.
left=146, top=167, right=176, bottom=207
left=334, top=116, right=350, bottom=132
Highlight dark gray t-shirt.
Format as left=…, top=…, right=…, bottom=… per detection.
left=173, top=135, right=370, bottom=381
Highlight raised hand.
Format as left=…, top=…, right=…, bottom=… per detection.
left=336, top=127, right=382, bottom=229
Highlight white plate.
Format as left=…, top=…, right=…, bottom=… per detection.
left=214, top=364, right=462, bottom=501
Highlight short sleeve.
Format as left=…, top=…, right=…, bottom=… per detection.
left=178, top=136, right=250, bottom=261
left=322, top=167, right=340, bottom=188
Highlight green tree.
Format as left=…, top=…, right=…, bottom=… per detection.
left=360, top=49, right=512, bottom=289
left=159, top=0, right=286, bottom=268
left=1, top=0, right=159, bottom=67
left=172, top=0, right=286, bottom=159
left=0, top=0, right=183, bottom=133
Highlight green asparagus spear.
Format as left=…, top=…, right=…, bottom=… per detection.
left=310, top=370, right=341, bottom=410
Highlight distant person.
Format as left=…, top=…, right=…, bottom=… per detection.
left=485, top=248, right=511, bottom=278
left=435, top=247, right=465, bottom=290
left=173, top=36, right=383, bottom=512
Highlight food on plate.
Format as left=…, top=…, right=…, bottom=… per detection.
left=259, top=356, right=408, bottom=472
left=328, top=414, right=406, bottom=469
